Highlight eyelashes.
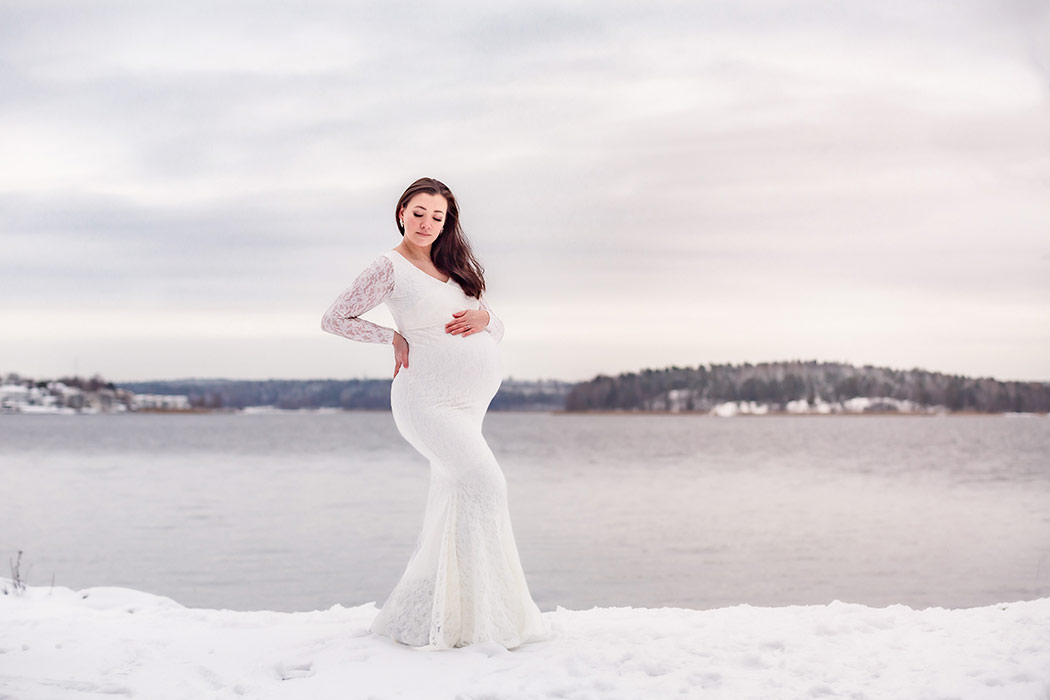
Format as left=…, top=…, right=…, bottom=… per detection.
left=412, top=213, right=444, bottom=223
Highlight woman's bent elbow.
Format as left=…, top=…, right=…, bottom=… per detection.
left=320, top=314, right=335, bottom=335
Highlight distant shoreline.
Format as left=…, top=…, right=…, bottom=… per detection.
left=5, top=408, right=1046, bottom=417
left=8, top=360, right=1049, bottom=414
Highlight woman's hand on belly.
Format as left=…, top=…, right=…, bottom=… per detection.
left=445, top=308, right=491, bottom=337
left=392, top=331, right=410, bottom=377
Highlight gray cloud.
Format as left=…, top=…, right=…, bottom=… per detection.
left=1, top=0, right=1047, bottom=381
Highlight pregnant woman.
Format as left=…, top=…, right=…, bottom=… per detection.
left=320, top=177, right=548, bottom=650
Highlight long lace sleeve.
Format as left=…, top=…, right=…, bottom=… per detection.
left=479, top=294, right=504, bottom=344
left=321, top=255, right=396, bottom=344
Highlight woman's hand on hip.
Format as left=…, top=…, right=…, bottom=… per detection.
left=392, top=332, right=410, bottom=378
left=446, top=309, right=490, bottom=337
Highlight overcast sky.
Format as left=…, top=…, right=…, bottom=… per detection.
left=2, top=0, right=1048, bottom=383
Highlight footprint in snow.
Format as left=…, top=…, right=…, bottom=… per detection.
left=275, top=660, right=314, bottom=681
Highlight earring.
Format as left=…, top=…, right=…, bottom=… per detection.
left=399, top=219, right=404, bottom=228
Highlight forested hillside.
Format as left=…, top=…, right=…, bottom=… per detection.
left=565, top=360, right=1050, bottom=413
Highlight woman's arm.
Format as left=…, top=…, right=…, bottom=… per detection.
left=321, top=255, right=396, bottom=344
left=479, top=293, right=504, bottom=344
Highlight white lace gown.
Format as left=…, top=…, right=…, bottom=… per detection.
left=321, top=249, right=548, bottom=649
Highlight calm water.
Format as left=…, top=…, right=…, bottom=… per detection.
left=1, top=412, right=1048, bottom=613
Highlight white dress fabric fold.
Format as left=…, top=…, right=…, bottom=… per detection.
left=321, top=249, right=548, bottom=649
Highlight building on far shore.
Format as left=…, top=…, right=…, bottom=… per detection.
left=0, top=372, right=190, bottom=414
left=131, top=394, right=192, bottom=411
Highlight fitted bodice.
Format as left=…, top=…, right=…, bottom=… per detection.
left=382, top=251, right=487, bottom=347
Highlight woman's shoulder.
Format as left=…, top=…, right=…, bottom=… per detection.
left=377, top=248, right=402, bottom=265
left=362, top=249, right=397, bottom=268
left=349, top=251, right=395, bottom=287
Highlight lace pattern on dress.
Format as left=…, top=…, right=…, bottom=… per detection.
left=320, top=255, right=396, bottom=344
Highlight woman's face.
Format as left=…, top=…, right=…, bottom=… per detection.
left=400, top=192, right=448, bottom=248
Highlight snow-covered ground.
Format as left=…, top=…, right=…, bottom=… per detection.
left=1, top=584, right=1047, bottom=700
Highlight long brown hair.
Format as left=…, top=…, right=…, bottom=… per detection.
left=395, top=177, right=486, bottom=299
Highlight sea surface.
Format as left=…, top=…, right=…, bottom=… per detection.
left=1, top=412, right=1048, bottom=613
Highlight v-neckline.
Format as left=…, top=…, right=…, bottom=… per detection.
left=390, top=248, right=451, bottom=285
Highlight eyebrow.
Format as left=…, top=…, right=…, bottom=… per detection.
left=412, top=206, right=445, bottom=216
